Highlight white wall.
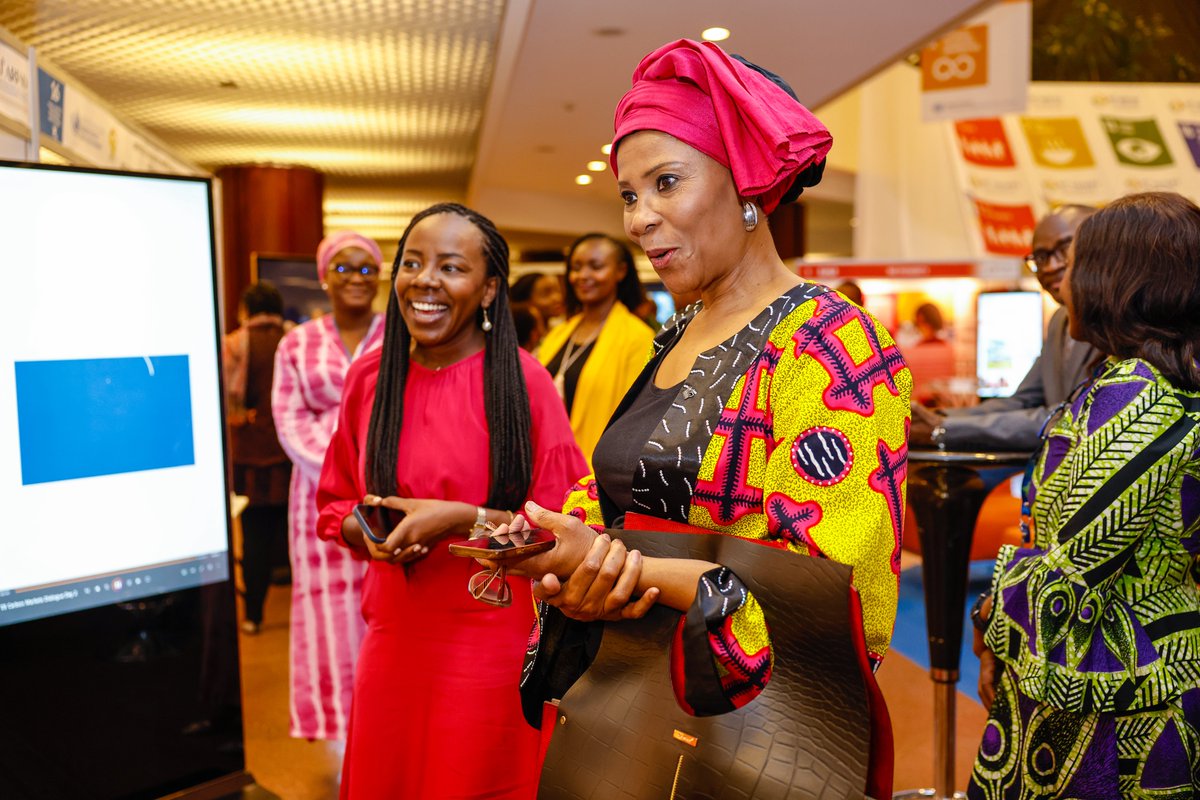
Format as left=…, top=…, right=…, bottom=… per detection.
left=853, top=62, right=975, bottom=259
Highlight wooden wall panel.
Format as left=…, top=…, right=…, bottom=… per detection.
left=217, top=165, right=324, bottom=330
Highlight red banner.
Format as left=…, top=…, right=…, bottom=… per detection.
left=794, top=262, right=983, bottom=280
left=972, top=199, right=1036, bottom=256
left=954, top=118, right=1015, bottom=167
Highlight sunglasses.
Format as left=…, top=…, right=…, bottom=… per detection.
left=468, top=565, right=512, bottom=607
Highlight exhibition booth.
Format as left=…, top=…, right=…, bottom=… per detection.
left=3, top=4, right=1199, bottom=797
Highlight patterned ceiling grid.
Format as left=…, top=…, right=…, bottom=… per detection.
left=0, top=0, right=507, bottom=244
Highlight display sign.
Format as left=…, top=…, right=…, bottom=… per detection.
left=37, top=66, right=64, bottom=142
left=61, top=80, right=119, bottom=165
left=35, top=65, right=196, bottom=175
left=921, top=0, right=1030, bottom=122
left=642, top=281, right=677, bottom=326
left=794, top=259, right=1023, bottom=281
left=0, top=162, right=228, bottom=626
left=252, top=252, right=326, bottom=324
left=947, top=83, right=1200, bottom=256
left=976, top=291, right=1043, bottom=397
left=0, top=39, right=30, bottom=130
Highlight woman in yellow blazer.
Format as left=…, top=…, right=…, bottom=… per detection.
left=538, top=233, right=655, bottom=467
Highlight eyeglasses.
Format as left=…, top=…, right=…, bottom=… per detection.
left=1023, top=237, right=1072, bottom=273
left=332, top=263, right=380, bottom=277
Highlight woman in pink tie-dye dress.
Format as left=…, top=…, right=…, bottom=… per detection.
left=271, top=232, right=386, bottom=739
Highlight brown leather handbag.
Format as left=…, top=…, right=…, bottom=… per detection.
left=536, top=524, right=888, bottom=800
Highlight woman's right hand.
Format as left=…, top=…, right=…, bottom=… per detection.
left=349, top=494, right=431, bottom=565
left=533, top=534, right=660, bottom=622
left=485, top=501, right=660, bottom=621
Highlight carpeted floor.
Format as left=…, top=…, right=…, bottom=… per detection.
left=891, top=559, right=997, bottom=695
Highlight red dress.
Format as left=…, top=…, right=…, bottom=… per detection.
left=317, top=347, right=587, bottom=800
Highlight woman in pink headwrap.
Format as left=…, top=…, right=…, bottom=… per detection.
left=487, top=40, right=912, bottom=797
left=271, top=231, right=386, bottom=740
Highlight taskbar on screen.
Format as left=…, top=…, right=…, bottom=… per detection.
left=0, top=551, right=229, bottom=627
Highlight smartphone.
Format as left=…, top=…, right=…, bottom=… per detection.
left=447, top=529, right=556, bottom=561
left=353, top=504, right=406, bottom=545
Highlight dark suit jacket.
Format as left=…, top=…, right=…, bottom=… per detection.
left=941, top=306, right=1100, bottom=451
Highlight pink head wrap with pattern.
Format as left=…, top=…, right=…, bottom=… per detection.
left=611, top=39, right=832, bottom=214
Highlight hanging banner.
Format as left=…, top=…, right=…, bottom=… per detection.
left=793, top=259, right=1022, bottom=281
left=1177, top=121, right=1200, bottom=169
left=34, top=65, right=197, bottom=175
left=921, top=0, right=1030, bottom=122
left=62, top=84, right=119, bottom=167
left=946, top=82, right=1200, bottom=256
left=0, top=40, right=31, bottom=131
left=37, top=67, right=64, bottom=142
left=1101, top=116, right=1173, bottom=167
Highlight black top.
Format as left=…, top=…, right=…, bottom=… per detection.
left=591, top=370, right=681, bottom=526
left=544, top=338, right=596, bottom=414
left=588, top=283, right=832, bottom=528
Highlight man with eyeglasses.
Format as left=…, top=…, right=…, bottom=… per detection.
left=911, top=204, right=1100, bottom=451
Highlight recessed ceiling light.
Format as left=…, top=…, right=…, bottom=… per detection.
left=600, top=143, right=612, bottom=155
left=701, top=27, right=730, bottom=42
left=575, top=174, right=593, bottom=186
left=586, top=161, right=607, bottom=172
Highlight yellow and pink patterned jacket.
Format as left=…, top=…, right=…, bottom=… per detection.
left=523, top=283, right=911, bottom=718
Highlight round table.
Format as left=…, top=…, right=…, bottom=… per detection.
left=894, top=449, right=1031, bottom=800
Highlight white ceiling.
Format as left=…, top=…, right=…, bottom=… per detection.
left=0, top=0, right=993, bottom=256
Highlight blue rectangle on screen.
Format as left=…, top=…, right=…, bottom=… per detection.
left=15, top=355, right=195, bottom=485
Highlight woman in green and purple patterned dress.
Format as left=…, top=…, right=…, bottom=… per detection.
left=968, top=192, right=1200, bottom=799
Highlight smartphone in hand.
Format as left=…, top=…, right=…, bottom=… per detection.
left=447, top=529, right=555, bottom=560
left=353, top=504, right=406, bottom=545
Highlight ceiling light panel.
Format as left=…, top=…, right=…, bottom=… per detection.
left=0, top=0, right=504, bottom=191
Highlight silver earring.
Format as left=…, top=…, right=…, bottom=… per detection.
left=481, top=307, right=493, bottom=332
left=742, top=202, right=759, bottom=232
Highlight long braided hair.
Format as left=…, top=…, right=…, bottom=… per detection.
left=365, top=203, right=533, bottom=510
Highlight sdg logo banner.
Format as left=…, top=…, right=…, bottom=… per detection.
left=954, top=118, right=1016, bottom=167
left=1177, top=122, right=1200, bottom=169
left=973, top=199, right=1037, bottom=256
left=1102, top=116, right=1173, bottom=167
left=15, top=355, right=195, bottom=485
left=1020, top=117, right=1095, bottom=169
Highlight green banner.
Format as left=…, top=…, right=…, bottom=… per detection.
left=1102, top=116, right=1174, bottom=167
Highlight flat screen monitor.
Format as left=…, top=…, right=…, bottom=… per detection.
left=0, top=161, right=246, bottom=798
left=976, top=290, right=1044, bottom=398
left=642, top=281, right=677, bottom=326
left=252, top=252, right=325, bottom=325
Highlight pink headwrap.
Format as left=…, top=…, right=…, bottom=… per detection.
left=611, top=40, right=832, bottom=214
left=316, top=231, right=384, bottom=282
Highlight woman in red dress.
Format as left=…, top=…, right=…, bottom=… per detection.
left=316, top=203, right=587, bottom=799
